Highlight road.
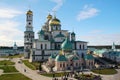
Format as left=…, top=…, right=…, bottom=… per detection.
left=12, top=58, right=52, bottom=80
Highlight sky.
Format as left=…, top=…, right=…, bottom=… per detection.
left=0, top=0, right=120, bottom=46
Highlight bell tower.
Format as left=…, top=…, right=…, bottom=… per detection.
left=24, top=10, right=34, bottom=58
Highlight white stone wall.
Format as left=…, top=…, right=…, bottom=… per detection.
left=52, top=30, right=67, bottom=38
left=54, top=37, right=65, bottom=42
left=34, top=41, right=50, bottom=50
left=76, top=42, right=87, bottom=50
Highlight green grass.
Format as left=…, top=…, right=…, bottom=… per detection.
left=0, top=60, right=15, bottom=65
left=22, top=60, right=36, bottom=70
left=0, top=66, right=18, bottom=73
left=0, top=73, right=32, bottom=80
left=91, top=68, right=117, bottom=75
left=41, top=72, right=68, bottom=77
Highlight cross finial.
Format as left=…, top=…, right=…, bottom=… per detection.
left=72, top=27, right=74, bottom=32
left=28, top=5, right=31, bottom=10
left=52, top=10, right=56, bottom=18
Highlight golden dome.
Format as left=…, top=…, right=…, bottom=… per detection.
left=26, top=10, right=33, bottom=15
left=47, top=14, right=52, bottom=20
left=50, top=16, right=61, bottom=25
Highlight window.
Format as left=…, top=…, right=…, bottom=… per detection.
left=76, top=63, right=78, bottom=66
left=44, top=35, right=49, bottom=40
left=29, top=22, right=31, bottom=25
left=45, top=44, right=47, bottom=49
left=81, top=53, right=84, bottom=58
left=58, top=44, right=60, bottom=49
left=60, top=64, right=62, bottom=68
left=83, top=45, right=84, bottom=49
left=29, top=34, right=30, bottom=37
left=79, top=45, right=81, bottom=49
left=41, top=44, right=43, bottom=49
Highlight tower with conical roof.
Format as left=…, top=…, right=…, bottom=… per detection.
left=13, top=42, right=18, bottom=54
left=71, top=32, right=76, bottom=41
left=24, top=10, right=34, bottom=58
left=112, top=42, right=116, bottom=51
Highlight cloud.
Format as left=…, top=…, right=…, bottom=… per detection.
left=79, top=33, right=120, bottom=45
left=0, top=7, right=23, bottom=46
left=89, top=30, right=102, bottom=34
left=77, top=5, right=99, bottom=21
left=0, top=8, right=23, bottom=19
left=50, top=0, right=65, bottom=11
left=0, top=20, right=23, bottom=46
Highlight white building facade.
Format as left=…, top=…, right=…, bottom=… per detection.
left=25, top=10, right=88, bottom=62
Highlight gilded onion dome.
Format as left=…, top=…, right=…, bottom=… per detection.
left=26, top=10, right=33, bottom=15
left=50, top=16, right=61, bottom=26
left=47, top=14, right=52, bottom=20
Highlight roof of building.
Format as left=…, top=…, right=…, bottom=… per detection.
left=50, top=16, right=61, bottom=26
left=55, top=32, right=65, bottom=38
left=85, top=54, right=94, bottom=60
left=108, top=51, right=120, bottom=57
left=61, top=37, right=72, bottom=51
left=38, top=30, right=44, bottom=35
left=55, top=54, right=67, bottom=61
left=26, top=10, right=33, bottom=15
left=47, top=14, right=52, bottom=20
left=50, top=38, right=55, bottom=43
left=72, top=56, right=79, bottom=60
left=71, top=32, right=75, bottom=35
left=94, top=49, right=107, bottom=54
left=49, top=53, right=56, bottom=59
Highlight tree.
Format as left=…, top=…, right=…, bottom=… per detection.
left=39, top=63, right=42, bottom=71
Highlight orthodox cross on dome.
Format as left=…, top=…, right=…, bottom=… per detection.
left=28, top=5, right=31, bottom=10
left=52, top=10, right=57, bottom=17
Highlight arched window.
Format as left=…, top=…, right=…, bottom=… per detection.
left=41, top=44, right=43, bottom=49
left=81, top=53, right=84, bottom=58
left=79, top=45, right=81, bottom=49
left=60, top=64, right=62, bottom=68
left=45, top=44, right=47, bottom=49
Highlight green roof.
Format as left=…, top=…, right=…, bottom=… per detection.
left=49, top=53, right=56, bottom=59
left=71, top=32, right=75, bottom=35
left=61, top=37, right=72, bottom=50
left=38, top=30, right=44, bottom=35
left=55, top=33, right=65, bottom=38
left=72, top=56, right=79, bottom=60
left=55, top=54, right=67, bottom=61
left=85, top=54, right=94, bottom=60
left=50, top=38, right=55, bottom=42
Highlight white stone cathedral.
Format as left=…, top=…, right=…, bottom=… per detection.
left=24, top=10, right=89, bottom=62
